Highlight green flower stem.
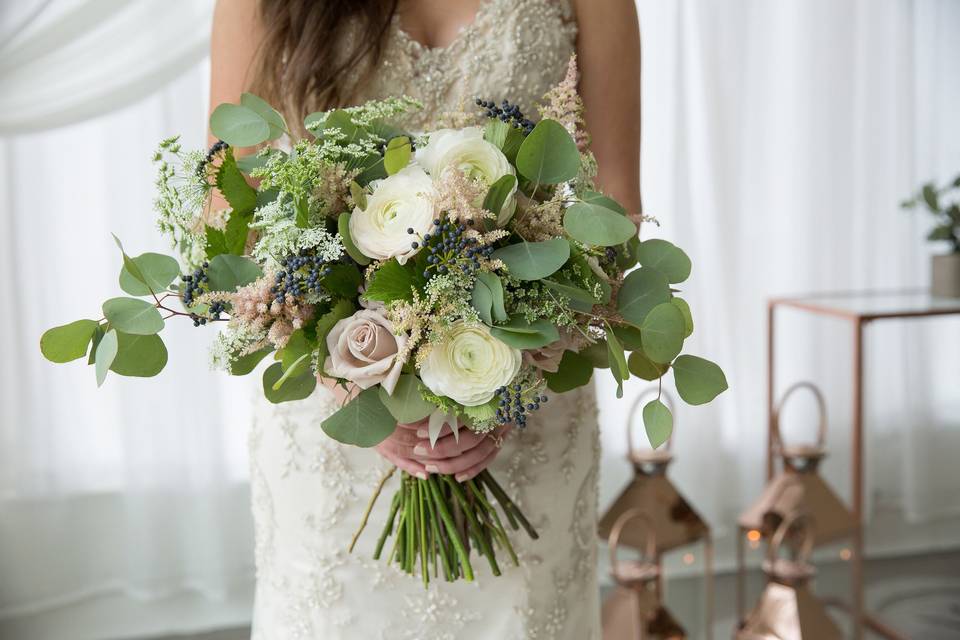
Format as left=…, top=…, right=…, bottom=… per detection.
left=404, top=477, right=415, bottom=573
left=479, top=470, right=539, bottom=540
left=388, top=508, right=406, bottom=566
left=443, top=476, right=500, bottom=577
left=417, top=479, right=428, bottom=587
left=373, top=491, right=401, bottom=560
left=349, top=465, right=396, bottom=553
left=423, top=485, right=454, bottom=581
left=427, top=475, right=474, bottom=581
left=468, top=479, right=519, bottom=567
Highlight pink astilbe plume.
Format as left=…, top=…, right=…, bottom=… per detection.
left=227, top=275, right=315, bottom=349
left=538, top=55, right=589, bottom=151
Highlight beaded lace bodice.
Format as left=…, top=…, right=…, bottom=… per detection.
left=249, top=3, right=601, bottom=638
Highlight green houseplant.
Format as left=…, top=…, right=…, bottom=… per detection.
left=902, top=173, right=960, bottom=297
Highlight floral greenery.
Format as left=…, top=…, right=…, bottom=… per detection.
left=40, top=58, right=727, bottom=587
left=902, top=172, right=960, bottom=253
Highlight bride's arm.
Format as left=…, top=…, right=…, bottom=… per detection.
left=573, top=0, right=643, bottom=221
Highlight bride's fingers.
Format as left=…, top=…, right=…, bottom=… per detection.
left=453, top=447, right=500, bottom=482
left=375, top=441, right=428, bottom=479
left=412, top=429, right=486, bottom=459
left=417, top=438, right=497, bottom=475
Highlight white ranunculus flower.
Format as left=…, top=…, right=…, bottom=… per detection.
left=416, top=127, right=517, bottom=224
left=349, top=166, right=437, bottom=264
left=419, top=322, right=521, bottom=407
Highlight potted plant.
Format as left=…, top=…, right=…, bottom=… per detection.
left=902, top=173, right=960, bottom=298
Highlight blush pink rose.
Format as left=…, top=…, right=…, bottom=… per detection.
left=323, top=309, right=407, bottom=394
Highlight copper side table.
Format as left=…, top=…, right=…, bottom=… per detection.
left=767, top=290, right=960, bottom=640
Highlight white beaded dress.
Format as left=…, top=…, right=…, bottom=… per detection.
left=248, top=1, right=601, bottom=638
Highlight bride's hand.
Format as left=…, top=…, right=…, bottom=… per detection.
left=374, top=420, right=431, bottom=479
left=412, top=423, right=511, bottom=482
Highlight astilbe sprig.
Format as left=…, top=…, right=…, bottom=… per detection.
left=224, top=275, right=316, bottom=351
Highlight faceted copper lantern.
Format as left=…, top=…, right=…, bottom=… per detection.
left=736, top=382, right=856, bottom=627
left=605, top=509, right=687, bottom=640
left=737, top=515, right=843, bottom=640
left=600, top=390, right=713, bottom=640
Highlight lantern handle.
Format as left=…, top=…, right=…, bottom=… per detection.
left=766, top=512, right=816, bottom=565
left=626, top=388, right=676, bottom=456
left=608, top=508, right=657, bottom=584
left=772, top=381, right=827, bottom=456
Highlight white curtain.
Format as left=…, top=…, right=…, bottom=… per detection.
left=599, top=0, right=960, bottom=566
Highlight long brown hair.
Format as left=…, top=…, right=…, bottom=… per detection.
left=249, top=0, right=399, bottom=133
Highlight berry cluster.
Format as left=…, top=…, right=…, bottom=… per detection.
left=494, top=384, right=548, bottom=428
left=181, top=262, right=210, bottom=306
left=271, top=249, right=333, bottom=304
left=196, top=139, right=229, bottom=177
left=475, top=98, right=535, bottom=134
left=412, top=218, right=495, bottom=278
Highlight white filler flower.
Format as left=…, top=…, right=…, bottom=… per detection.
left=419, top=322, right=521, bottom=407
left=350, top=166, right=437, bottom=264
left=416, top=127, right=517, bottom=223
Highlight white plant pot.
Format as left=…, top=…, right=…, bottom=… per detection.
left=931, top=253, right=960, bottom=298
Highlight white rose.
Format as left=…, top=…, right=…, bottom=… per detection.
left=349, top=166, right=437, bottom=264
left=323, top=309, right=407, bottom=394
left=416, top=127, right=517, bottom=224
left=419, top=322, right=521, bottom=406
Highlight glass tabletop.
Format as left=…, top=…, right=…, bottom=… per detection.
left=772, top=289, right=960, bottom=320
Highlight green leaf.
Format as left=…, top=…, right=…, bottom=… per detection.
left=315, top=299, right=356, bottom=370
left=216, top=148, right=258, bottom=213
left=378, top=374, right=434, bottom=423
left=349, top=181, right=367, bottom=210
left=102, top=298, right=164, bottom=335
left=563, top=202, right=637, bottom=247
left=493, top=238, right=570, bottom=280
left=606, top=327, right=629, bottom=398
left=617, top=267, right=672, bottom=325
left=110, top=332, right=167, bottom=377
left=240, top=92, right=287, bottom=140
left=641, top=302, right=685, bottom=364
left=321, top=263, right=362, bottom=298
left=272, top=353, right=312, bottom=390
left=483, top=174, right=517, bottom=225
left=582, top=190, right=626, bottom=214
left=322, top=386, right=397, bottom=447
left=365, top=259, right=415, bottom=302
left=671, top=297, right=694, bottom=337
left=636, top=239, right=692, bottom=284
left=490, top=317, right=560, bottom=349
left=206, top=254, right=262, bottom=292
left=483, top=119, right=510, bottom=148
left=516, top=119, right=580, bottom=184
left=463, top=399, right=498, bottom=424
left=111, top=234, right=149, bottom=290
left=230, top=347, right=272, bottom=375
left=95, top=329, right=118, bottom=387
left=119, top=253, right=181, bottom=296
left=616, top=236, right=641, bottom=270
left=262, top=362, right=316, bottom=403
left=277, top=329, right=315, bottom=379
left=542, top=279, right=597, bottom=312
left=320, top=110, right=364, bottom=143
left=922, top=182, right=938, bottom=211
left=672, top=355, right=728, bottom=405
left=205, top=227, right=229, bottom=259
left=642, top=399, right=673, bottom=448
left=209, top=103, right=270, bottom=147
left=384, top=136, right=412, bottom=175
left=612, top=325, right=644, bottom=350
left=928, top=225, right=955, bottom=241
left=338, top=212, right=372, bottom=266
left=471, top=272, right=508, bottom=324
left=544, top=350, right=594, bottom=393
left=580, top=340, right=610, bottom=369
left=627, top=349, right=669, bottom=381
left=87, top=325, right=105, bottom=365
left=41, top=319, right=99, bottom=363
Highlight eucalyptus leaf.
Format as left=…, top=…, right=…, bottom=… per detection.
left=611, top=325, right=644, bottom=350
left=563, top=202, right=637, bottom=246
left=338, top=212, right=372, bottom=266
left=642, top=399, right=673, bottom=448
left=119, top=253, right=180, bottom=296
left=617, top=267, right=671, bottom=325
left=349, top=181, right=367, bottom=210
left=671, top=297, right=694, bottom=338
left=230, top=347, right=272, bottom=375
left=40, top=319, right=98, bottom=363
left=542, top=279, right=596, bottom=312
left=640, top=302, right=685, bottom=364
left=490, top=317, right=559, bottom=349
left=277, top=329, right=315, bottom=378
left=384, top=136, right=412, bottom=175
left=209, top=103, right=270, bottom=147
left=483, top=174, right=517, bottom=225
left=492, top=238, right=570, bottom=280
left=580, top=340, right=610, bottom=369
left=636, top=239, right=692, bottom=284
left=582, top=190, right=626, bottom=214
left=272, top=353, right=312, bottom=390
left=379, top=374, right=434, bottom=423
left=262, top=362, right=316, bottom=403
left=471, top=272, right=507, bottom=324
left=322, top=386, right=397, bottom=447
left=627, top=349, right=669, bottom=381
left=544, top=350, right=594, bottom=393
left=95, top=329, right=118, bottom=387
left=110, top=332, right=167, bottom=377
left=672, top=355, right=728, bottom=405
left=206, top=254, right=262, bottom=292
left=606, top=327, right=629, bottom=398
left=515, top=119, right=580, bottom=185
left=102, top=297, right=164, bottom=335
left=240, top=92, right=287, bottom=140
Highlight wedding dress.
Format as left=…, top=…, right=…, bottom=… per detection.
left=248, top=1, right=601, bottom=638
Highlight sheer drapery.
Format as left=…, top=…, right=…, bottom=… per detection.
left=599, top=0, right=960, bottom=552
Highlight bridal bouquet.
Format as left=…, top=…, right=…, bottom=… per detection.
left=41, top=59, right=726, bottom=585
